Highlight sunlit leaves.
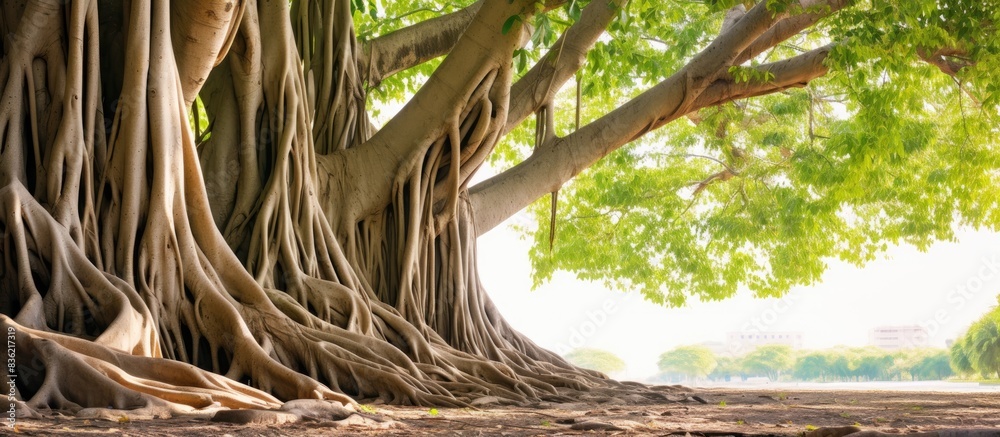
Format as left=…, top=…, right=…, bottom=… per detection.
left=505, top=0, right=1000, bottom=307
left=355, top=1, right=1000, bottom=308
left=727, top=65, right=776, bottom=84
left=952, top=308, right=1000, bottom=378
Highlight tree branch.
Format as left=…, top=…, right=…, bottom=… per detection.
left=503, top=0, right=625, bottom=135
left=733, top=0, right=853, bottom=66
left=471, top=48, right=834, bottom=236
left=359, top=1, right=572, bottom=86
left=471, top=0, right=801, bottom=234
left=694, top=44, right=833, bottom=108
left=326, top=0, right=537, bottom=226
left=359, top=1, right=483, bottom=86
left=918, top=47, right=973, bottom=77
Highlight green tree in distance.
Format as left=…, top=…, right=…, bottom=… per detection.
left=793, top=352, right=833, bottom=382
left=658, top=345, right=719, bottom=380
left=564, top=348, right=628, bottom=375
left=854, top=349, right=895, bottom=381
left=908, top=350, right=954, bottom=381
left=742, top=345, right=795, bottom=380
left=952, top=308, right=1000, bottom=379
left=0, top=0, right=997, bottom=411
left=709, top=356, right=746, bottom=381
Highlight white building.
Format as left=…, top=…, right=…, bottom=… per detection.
left=698, top=341, right=730, bottom=357
left=869, top=325, right=928, bottom=350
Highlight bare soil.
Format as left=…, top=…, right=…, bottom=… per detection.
left=7, top=388, right=1000, bottom=436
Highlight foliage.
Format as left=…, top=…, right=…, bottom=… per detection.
left=657, top=345, right=719, bottom=380
left=793, top=352, right=832, bottom=381
left=908, top=350, right=954, bottom=381
left=691, top=345, right=954, bottom=382
left=741, top=345, right=795, bottom=380
left=709, top=356, right=744, bottom=381
left=564, top=348, right=628, bottom=374
left=951, top=307, right=1000, bottom=378
left=497, top=0, right=1000, bottom=306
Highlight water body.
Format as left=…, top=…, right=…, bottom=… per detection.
left=692, top=380, right=1000, bottom=393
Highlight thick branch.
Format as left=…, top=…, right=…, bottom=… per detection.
left=359, top=0, right=571, bottom=86
left=503, top=0, right=625, bottom=134
left=734, top=0, right=853, bottom=66
left=360, top=1, right=483, bottom=86
left=470, top=45, right=834, bottom=235
left=918, top=47, right=973, bottom=77
left=324, top=0, right=536, bottom=226
left=471, top=1, right=808, bottom=233
left=694, top=44, right=833, bottom=107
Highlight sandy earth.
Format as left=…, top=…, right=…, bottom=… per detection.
left=7, top=388, right=1000, bottom=436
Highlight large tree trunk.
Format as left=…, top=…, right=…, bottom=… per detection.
left=0, top=0, right=630, bottom=414
left=0, top=0, right=846, bottom=412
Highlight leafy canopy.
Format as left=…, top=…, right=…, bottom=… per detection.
left=951, top=307, right=1000, bottom=378
left=509, top=0, right=1000, bottom=306
left=360, top=1, right=1000, bottom=307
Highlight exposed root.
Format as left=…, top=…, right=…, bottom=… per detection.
left=0, top=0, right=661, bottom=414
left=1, top=316, right=278, bottom=413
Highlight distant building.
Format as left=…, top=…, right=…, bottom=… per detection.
left=725, top=331, right=803, bottom=355
left=869, top=325, right=928, bottom=350
left=698, top=341, right=730, bottom=357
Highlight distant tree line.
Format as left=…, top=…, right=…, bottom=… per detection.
left=561, top=307, right=1000, bottom=383
left=655, top=344, right=955, bottom=383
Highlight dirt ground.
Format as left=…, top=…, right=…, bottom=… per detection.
left=7, top=388, right=1000, bottom=436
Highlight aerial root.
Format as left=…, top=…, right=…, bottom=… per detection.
left=0, top=183, right=157, bottom=355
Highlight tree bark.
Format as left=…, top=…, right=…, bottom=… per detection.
left=0, top=0, right=891, bottom=412
left=471, top=0, right=843, bottom=234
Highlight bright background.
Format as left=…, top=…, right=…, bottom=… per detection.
left=478, top=196, right=1000, bottom=380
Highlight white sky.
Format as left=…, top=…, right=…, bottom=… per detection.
left=477, top=202, right=1000, bottom=379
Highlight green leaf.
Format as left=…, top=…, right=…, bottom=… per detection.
left=566, top=0, right=582, bottom=22
left=501, top=14, right=522, bottom=35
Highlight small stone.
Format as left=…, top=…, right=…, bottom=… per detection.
left=570, top=421, right=627, bottom=431
left=803, top=426, right=862, bottom=437
left=279, top=399, right=353, bottom=421
left=211, top=409, right=300, bottom=425
left=470, top=396, right=501, bottom=406
left=330, top=413, right=397, bottom=429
